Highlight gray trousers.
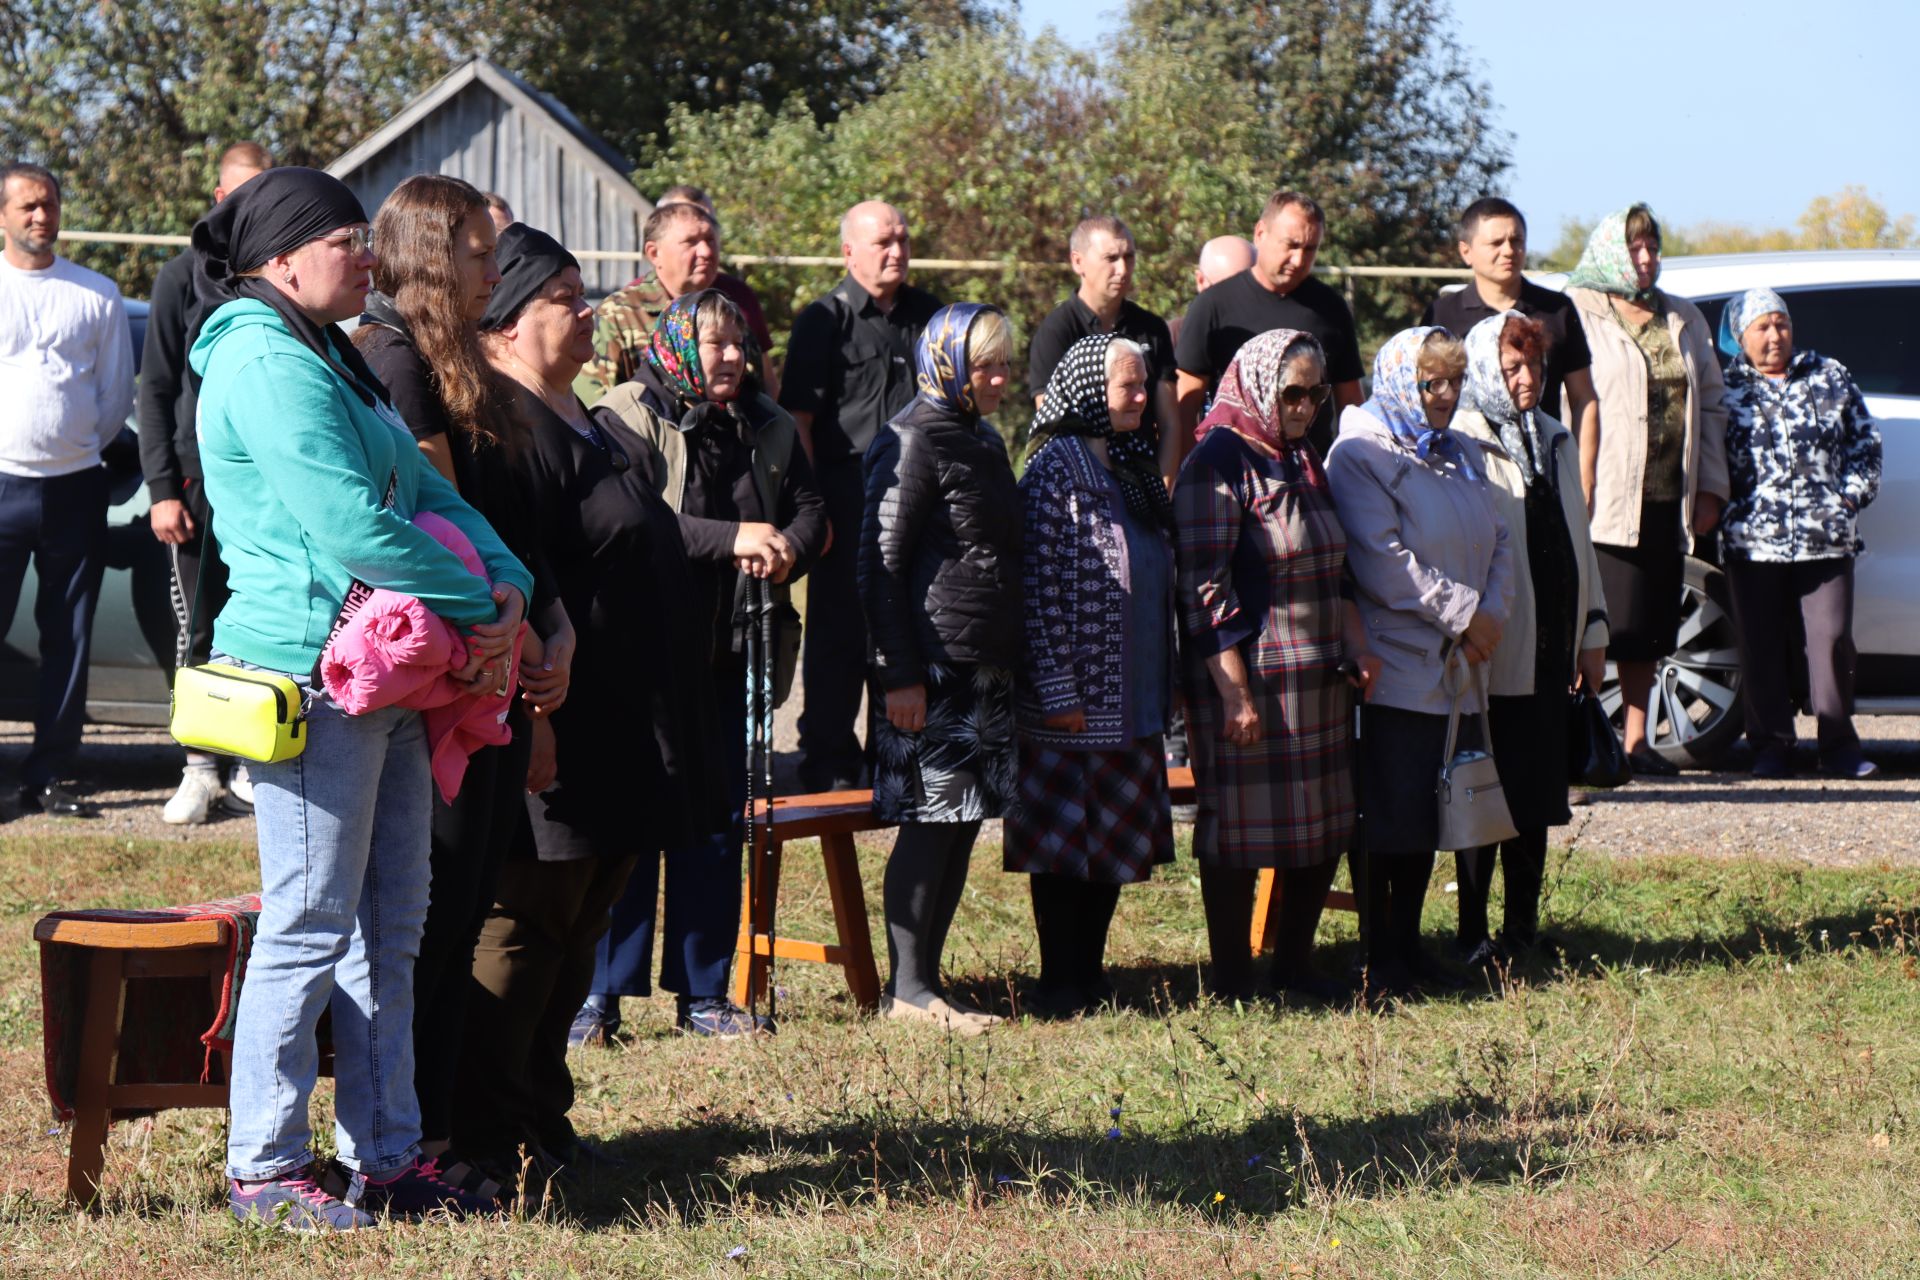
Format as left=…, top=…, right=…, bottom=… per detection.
left=1725, top=555, right=1859, bottom=756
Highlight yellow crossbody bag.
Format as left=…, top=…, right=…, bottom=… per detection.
left=168, top=468, right=396, bottom=765
left=170, top=662, right=309, bottom=763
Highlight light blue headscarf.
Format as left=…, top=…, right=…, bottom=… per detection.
left=914, top=302, right=995, bottom=415
left=1364, top=325, right=1476, bottom=479
left=1718, top=288, right=1790, bottom=359
left=1463, top=311, right=1547, bottom=486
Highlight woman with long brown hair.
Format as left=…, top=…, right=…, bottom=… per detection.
left=352, top=175, right=573, bottom=1199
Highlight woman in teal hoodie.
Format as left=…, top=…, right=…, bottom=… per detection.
left=187, top=168, right=531, bottom=1230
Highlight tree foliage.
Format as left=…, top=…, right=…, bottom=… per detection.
left=639, top=5, right=1509, bottom=443
left=0, top=0, right=474, bottom=292
left=482, top=0, right=992, bottom=167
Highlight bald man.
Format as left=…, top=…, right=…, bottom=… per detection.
left=1166, top=236, right=1254, bottom=371
left=139, top=140, right=272, bottom=825
left=779, top=200, right=943, bottom=790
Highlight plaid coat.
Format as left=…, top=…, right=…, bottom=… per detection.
left=1175, top=428, right=1356, bottom=868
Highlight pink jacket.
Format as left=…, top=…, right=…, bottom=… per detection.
left=320, top=511, right=523, bottom=801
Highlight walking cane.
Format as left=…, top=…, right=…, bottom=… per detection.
left=743, top=574, right=778, bottom=1026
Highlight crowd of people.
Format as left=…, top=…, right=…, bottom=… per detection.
left=0, top=148, right=1887, bottom=1231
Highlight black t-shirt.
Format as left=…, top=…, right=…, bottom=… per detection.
left=1028, top=295, right=1176, bottom=436
left=1422, top=279, right=1592, bottom=422
left=1175, top=271, right=1364, bottom=454
left=778, top=275, right=942, bottom=468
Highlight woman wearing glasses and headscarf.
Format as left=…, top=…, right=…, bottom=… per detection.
left=1449, top=312, right=1610, bottom=966
left=457, top=223, right=723, bottom=1180
left=190, top=168, right=530, bottom=1228
left=1717, top=288, right=1881, bottom=779
left=1175, top=329, right=1378, bottom=1005
left=1327, top=326, right=1511, bottom=1001
left=860, top=302, right=1024, bottom=1034
left=1006, top=332, right=1177, bottom=1018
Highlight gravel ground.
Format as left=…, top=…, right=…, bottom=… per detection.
left=4, top=706, right=1917, bottom=868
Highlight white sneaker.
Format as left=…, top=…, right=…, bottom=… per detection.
left=221, top=763, right=255, bottom=815
left=163, top=768, right=221, bottom=825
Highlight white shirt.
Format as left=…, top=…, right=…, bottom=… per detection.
left=0, top=254, right=135, bottom=477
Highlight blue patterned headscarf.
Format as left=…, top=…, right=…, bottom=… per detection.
left=1718, top=287, right=1791, bottom=359
left=914, top=302, right=996, bottom=415
left=1363, top=326, right=1476, bottom=479
left=1464, top=311, right=1547, bottom=486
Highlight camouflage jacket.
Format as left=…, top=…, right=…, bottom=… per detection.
left=1721, top=348, right=1881, bottom=562
left=584, top=276, right=673, bottom=398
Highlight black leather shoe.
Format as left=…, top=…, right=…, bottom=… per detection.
left=20, top=783, right=97, bottom=818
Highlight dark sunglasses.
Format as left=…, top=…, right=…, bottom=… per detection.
left=1279, top=383, right=1333, bottom=408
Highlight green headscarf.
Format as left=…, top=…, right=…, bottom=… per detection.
left=1566, top=205, right=1661, bottom=302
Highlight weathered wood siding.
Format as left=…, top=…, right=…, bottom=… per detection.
left=336, top=79, right=644, bottom=293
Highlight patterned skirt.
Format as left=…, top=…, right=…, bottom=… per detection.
left=870, top=663, right=1016, bottom=824
left=1003, top=736, right=1176, bottom=883
left=1186, top=663, right=1355, bottom=869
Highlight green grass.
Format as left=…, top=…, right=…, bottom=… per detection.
left=1, top=829, right=1916, bottom=1277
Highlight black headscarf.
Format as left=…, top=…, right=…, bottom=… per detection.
left=481, top=223, right=580, bottom=332
left=188, top=166, right=388, bottom=408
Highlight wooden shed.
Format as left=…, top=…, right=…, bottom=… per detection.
left=327, top=56, right=651, bottom=293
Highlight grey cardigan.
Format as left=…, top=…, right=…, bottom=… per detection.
left=1325, top=405, right=1513, bottom=716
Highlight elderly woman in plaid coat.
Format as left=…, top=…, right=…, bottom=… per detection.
left=1006, top=332, right=1177, bottom=1018
left=1175, top=329, right=1378, bottom=1004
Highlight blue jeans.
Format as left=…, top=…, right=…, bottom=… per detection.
left=223, top=664, right=432, bottom=1180
left=593, top=660, right=746, bottom=1000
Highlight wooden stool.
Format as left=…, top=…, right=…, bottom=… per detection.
left=732, top=766, right=1357, bottom=1011
left=35, top=915, right=237, bottom=1205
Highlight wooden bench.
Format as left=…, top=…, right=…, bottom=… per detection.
left=34, top=907, right=330, bottom=1207
left=732, top=765, right=1357, bottom=1011
left=35, top=914, right=238, bottom=1204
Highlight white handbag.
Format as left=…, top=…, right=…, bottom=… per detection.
left=1436, top=652, right=1518, bottom=851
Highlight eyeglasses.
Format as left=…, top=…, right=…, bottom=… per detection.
left=1279, top=383, right=1333, bottom=408
left=319, top=227, right=374, bottom=256
left=1418, top=377, right=1459, bottom=396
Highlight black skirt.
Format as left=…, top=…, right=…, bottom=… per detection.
left=1595, top=498, right=1683, bottom=662
left=1486, top=693, right=1572, bottom=830
left=1357, top=704, right=1470, bottom=856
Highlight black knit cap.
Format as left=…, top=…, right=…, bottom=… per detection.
left=481, top=222, right=580, bottom=331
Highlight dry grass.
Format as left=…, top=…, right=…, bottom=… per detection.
left=1, top=829, right=1916, bottom=1277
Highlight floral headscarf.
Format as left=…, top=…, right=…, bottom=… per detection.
left=914, top=302, right=996, bottom=415
left=1034, top=331, right=1172, bottom=525
left=1718, top=287, right=1790, bottom=359
left=1363, top=325, right=1476, bottom=480
left=1565, top=205, right=1661, bottom=301
left=1195, top=328, right=1323, bottom=455
left=645, top=290, right=709, bottom=404
left=1464, top=311, right=1547, bottom=486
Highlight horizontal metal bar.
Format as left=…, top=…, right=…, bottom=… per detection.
left=56, top=230, right=1484, bottom=280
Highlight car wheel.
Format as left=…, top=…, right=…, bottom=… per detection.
left=1598, top=555, right=1744, bottom=769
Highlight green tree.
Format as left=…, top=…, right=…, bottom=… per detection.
left=1119, top=0, right=1511, bottom=337
left=637, top=29, right=1271, bottom=448
left=0, top=0, right=475, bottom=292
left=482, top=0, right=997, bottom=166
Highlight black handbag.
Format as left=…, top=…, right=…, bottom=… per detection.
left=1567, top=687, right=1632, bottom=789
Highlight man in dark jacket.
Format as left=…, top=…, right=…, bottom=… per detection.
left=779, top=201, right=941, bottom=792
left=138, top=141, right=270, bottom=825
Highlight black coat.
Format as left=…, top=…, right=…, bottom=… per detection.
left=511, top=386, right=726, bottom=858
left=137, top=251, right=200, bottom=503
left=858, top=400, right=1024, bottom=689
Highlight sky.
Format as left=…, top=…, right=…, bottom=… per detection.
left=1017, top=0, right=1920, bottom=245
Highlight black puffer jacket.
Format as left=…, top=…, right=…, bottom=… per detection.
left=858, top=400, right=1024, bottom=689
